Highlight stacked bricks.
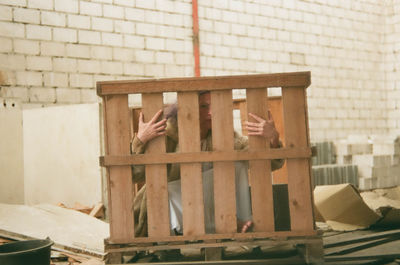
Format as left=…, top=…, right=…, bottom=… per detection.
left=335, top=135, right=400, bottom=190
left=311, top=141, right=358, bottom=188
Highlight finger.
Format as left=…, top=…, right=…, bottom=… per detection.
left=245, top=121, right=262, bottom=127
left=247, top=131, right=262, bottom=136
left=248, top=113, right=264, bottom=122
left=139, top=112, right=144, bottom=124
left=155, top=125, right=166, bottom=132
left=154, top=118, right=167, bottom=127
left=246, top=125, right=263, bottom=132
left=149, top=109, right=163, bottom=124
left=156, top=131, right=166, bottom=136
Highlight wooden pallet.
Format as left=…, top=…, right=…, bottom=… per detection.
left=97, top=72, right=322, bottom=264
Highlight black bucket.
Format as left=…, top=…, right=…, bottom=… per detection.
left=0, top=239, right=53, bottom=265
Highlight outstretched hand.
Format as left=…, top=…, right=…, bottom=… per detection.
left=136, top=109, right=167, bottom=144
left=245, top=111, right=280, bottom=148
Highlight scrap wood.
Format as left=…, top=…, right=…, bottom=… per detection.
left=89, top=203, right=104, bottom=219
left=57, top=202, right=104, bottom=219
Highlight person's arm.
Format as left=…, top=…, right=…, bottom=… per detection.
left=244, top=111, right=284, bottom=171
left=131, top=109, right=167, bottom=182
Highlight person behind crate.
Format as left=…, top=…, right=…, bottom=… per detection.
left=131, top=91, right=283, bottom=236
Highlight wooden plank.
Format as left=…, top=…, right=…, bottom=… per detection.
left=246, top=88, right=274, bottom=232
left=97, top=72, right=311, bottom=95
left=282, top=87, right=314, bottom=232
left=177, top=92, right=205, bottom=236
left=101, top=147, right=312, bottom=166
left=106, top=230, right=318, bottom=244
left=103, top=95, right=134, bottom=242
left=211, top=90, right=236, bottom=233
left=142, top=93, right=170, bottom=237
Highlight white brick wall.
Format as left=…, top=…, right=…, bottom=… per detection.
left=0, top=0, right=398, bottom=142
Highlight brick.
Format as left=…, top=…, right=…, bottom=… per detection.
left=55, top=0, right=78, bottom=13
left=40, top=42, right=65, bottom=56
left=0, top=0, right=26, bottom=6
left=77, top=59, right=101, bottom=73
left=26, top=25, right=51, bottom=40
left=290, top=52, right=305, bottom=65
left=155, top=51, right=174, bottom=64
left=56, top=88, right=81, bottom=103
left=0, top=54, right=25, bottom=70
left=163, top=13, right=184, bottom=27
left=26, top=56, right=52, bottom=71
left=156, top=25, right=175, bottom=38
left=0, top=71, right=16, bottom=86
left=80, top=1, right=102, bottom=16
left=114, top=0, right=134, bottom=7
left=145, top=37, right=165, bottom=50
left=80, top=88, right=99, bottom=103
left=29, top=87, right=56, bottom=103
left=136, top=22, right=156, bottom=36
left=112, top=47, right=134, bottom=61
left=165, top=39, right=185, bottom=52
left=101, top=61, right=123, bottom=75
left=0, top=5, right=12, bottom=21
left=123, top=35, right=144, bottom=48
left=69, top=73, right=93, bottom=88
left=14, top=39, right=40, bottom=55
left=92, top=17, right=113, bottom=32
left=135, top=50, right=154, bottom=63
left=41, top=11, right=66, bottom=27
left=53, top=28, right=77, bottom=43
left=114, top=20, right=135, bottom=34
left=0, top=37, right=12, bottom=52
left=66, top=44, right=90, bottom=59
left=165, top=65, right=185, bottom=77
left=135, top=0, right=155, bottom=10
left=0, top=86, right=28, bottom=101
left=102, top=32, right=123, bottom=46
left=144, top=10, right=163, bottom=24
left=67, top=15, right=90, bottom=29
left=90, top=46, right=112, bottom=60
left=103, top=4, right=124, bottom=19
left=144, top=64, right=164, bottom=77
left=0, top=21, right=24, bottom=38
left=78, top=30, right=101, bottom=45
left=123, top=62, right=144, bottom=75
left=53, top=58, right=77, bottom=73
left=28, top=0, right=53, bottom=10
left=44, top=72, right=68, bottom=87
left=16, top=71, right=43, bottom=86
left=125, top=7, right=144, bottom=21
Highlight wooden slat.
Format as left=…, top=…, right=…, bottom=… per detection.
left=246, top=88, right=274, bottom=232
left=97, top=72, right=311, bottom=95
left=282, top=87, right=314, bottom=232
left=103, top=95, right=134, bottom=242
left=101, top=147, right=312, bottom=166
left=177, top=92, right=205, bottom=236
left=107, top=230, right=318, bottom=244
left=211, top=90, right=237, bottom=233
left=142, top=93, right=170, bottom=237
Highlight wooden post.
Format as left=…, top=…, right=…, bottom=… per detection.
left=282, top=86, right=314, bottom=232
left=211, top=90, right=237, bottom=233
left=178, top=92, right=205, bottom=236
left=246, top=88, right=274, bottom=232
left=142, top=93, right=170, bottom=237
left=103, top=95, right=134, bottom=242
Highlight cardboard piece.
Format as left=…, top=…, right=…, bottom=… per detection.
left=361, top=186, right=400, bottom=227
left=314, top=184, right=381, bottom=231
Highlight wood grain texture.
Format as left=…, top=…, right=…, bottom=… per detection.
left=246, top=88, right=274, bottom=232
left=282, top=87, right=314, bottom=232
left=177, top=92, right=205, bottom=236
left=142, top=93, right=170, bottom=237
left=97, top=72, right=311, bottom=95
left=211, top=90, right=237, bottom=233
left=103, top=95, right=134, bottom=242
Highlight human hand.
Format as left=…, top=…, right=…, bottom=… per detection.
left=136, top=109, right=167, bottom=144
left=245, top=111, right=280, bottom=148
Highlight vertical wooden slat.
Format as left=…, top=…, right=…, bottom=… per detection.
left=177, top=92, right=205, bottom=236
left=211, top=90, right=237, bottom=233
left=103, top=95, right=134, bottom=242
left=282, top=86, right=314, bottom=232
left=142, top=93, right=170, bottom=237
left=246, top=88, right=274, bottom=232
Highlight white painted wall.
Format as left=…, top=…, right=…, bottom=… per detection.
left=0, top=98, right=24, bottom=204
left=23, top=103, right=102, bottom=207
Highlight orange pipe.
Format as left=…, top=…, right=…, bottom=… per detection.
left=192, top=0, right=200, bottom=77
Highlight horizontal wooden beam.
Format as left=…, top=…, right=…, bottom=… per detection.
left=100, top=147, right=312, bottom=167
left=106, top=230, right=318, bottom=245
left=97, top=72, right=311, bottom=96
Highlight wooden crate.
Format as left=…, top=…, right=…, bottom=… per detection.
left=97, top=72, right=322, bottom=263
